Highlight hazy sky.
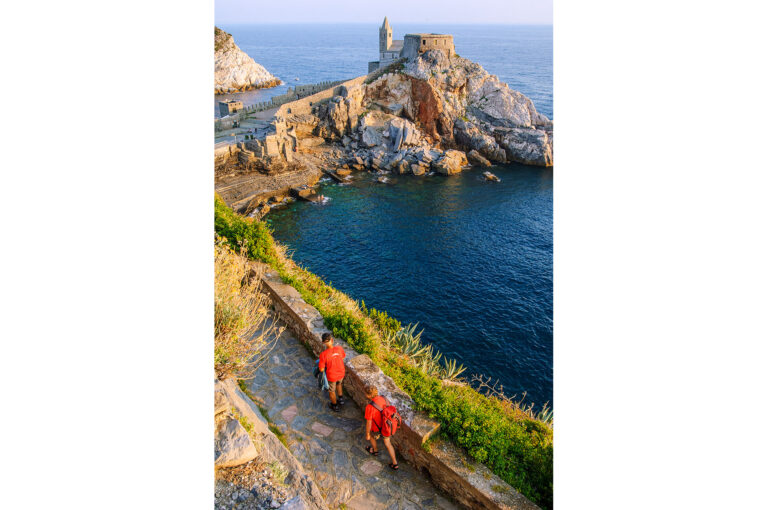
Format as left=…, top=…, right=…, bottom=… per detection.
left=215, top=0, right=552, bottom=25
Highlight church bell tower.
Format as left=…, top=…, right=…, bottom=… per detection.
left=379, top=17, right=392, bottom=53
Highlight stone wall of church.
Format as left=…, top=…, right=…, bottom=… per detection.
left=402, top=34, right=455, bottom=60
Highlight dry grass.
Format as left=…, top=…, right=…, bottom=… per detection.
left=214, top=238, right=283, bottom=380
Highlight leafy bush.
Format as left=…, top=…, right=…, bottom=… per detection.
left=360, top=301, right=401, bottom=336
left=214, top=196, right=280, bottom=267
left=213, top=197, right=552, bottom=508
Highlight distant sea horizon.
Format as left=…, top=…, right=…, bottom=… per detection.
left=217, top=23, right=553, bottom=409
left=215, top=23, right=552, bottom=120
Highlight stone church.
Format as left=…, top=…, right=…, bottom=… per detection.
left=368, top=17, right=455, bottom=73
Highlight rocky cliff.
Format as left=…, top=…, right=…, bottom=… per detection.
left=215, top=27, right=281, bottom=94
left=309, top=50, right=552, bottom=167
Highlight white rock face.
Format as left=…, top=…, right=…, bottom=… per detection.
left=403, top=50, right=554, bottom=166
left=215, top=27, right=280, bottom=94
left=214, top=416, right=258, bottom=467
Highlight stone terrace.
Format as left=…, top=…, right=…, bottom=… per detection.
left=246, top=320, right=461, bottom=510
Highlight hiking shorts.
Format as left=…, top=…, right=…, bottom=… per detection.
left=328, top=378, right=343, bottom=392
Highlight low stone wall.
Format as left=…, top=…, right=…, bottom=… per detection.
left=259, top=267, right=540, bottom=510
left=275, top=75, right=368, bottom=118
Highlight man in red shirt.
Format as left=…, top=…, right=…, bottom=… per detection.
left=318, top=332, right=345, bottom=412
left=364, top=385, right=398, bottom=470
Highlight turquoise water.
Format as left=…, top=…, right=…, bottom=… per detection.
left=215, top=24, right=552, bottom=119
left=220, top=23, right=554, bottom=409
left=266, top=165, right=553, bottom=409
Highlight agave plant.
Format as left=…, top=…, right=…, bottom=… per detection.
left=425, top=350, right=444, bottom=377
left=417, top=346, right=444, bottom=377
left=442, top=358, right=467, bottom=381
left=394, top=324, right=427, bottom=355
left=382, top=328, right=398, bottom=349
left=536, top=403, right=554, bottom=425
left=400, top=335, right=430, bottom=358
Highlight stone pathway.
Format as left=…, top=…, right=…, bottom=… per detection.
left=246, top=320, right=461, bottom=510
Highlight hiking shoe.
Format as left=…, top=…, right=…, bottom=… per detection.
left=337, top=396, right=346, bottom=405
left=328, top=402, right=340, bottom=412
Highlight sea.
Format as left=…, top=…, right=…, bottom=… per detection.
left=217, top=24, right=553, bottom=409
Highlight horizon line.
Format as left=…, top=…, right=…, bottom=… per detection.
left=216, top=22, right=553, bottom=26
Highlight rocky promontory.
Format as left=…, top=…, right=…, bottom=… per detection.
left=215, top=27, right=281, bottom=94
left=216, top=49, right=553, bottom=215
left=307, top=49, right=553, bottom=167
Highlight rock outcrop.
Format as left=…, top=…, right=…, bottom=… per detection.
left=309, top=49, right=552, bottom=169
left=214, top=415, right=258, bottom=468
left=214, top=378, right=328, bottom=510
left=215, top=27, right=281, bottom=94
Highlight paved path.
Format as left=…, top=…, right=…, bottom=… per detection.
left=246, top=320, right=460, bottom=510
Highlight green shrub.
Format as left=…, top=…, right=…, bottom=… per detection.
left=214, top=196, right=280, bottom=267
left=323, top=309, right=378, bottom=357
left=360, top=301, right=401, bottom=336
left=213, top=197, right=552, bottom=508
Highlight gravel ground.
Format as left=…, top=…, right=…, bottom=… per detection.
left=215, top=458, right=292, bottom=510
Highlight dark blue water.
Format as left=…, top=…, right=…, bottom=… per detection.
left=215, top=24, right=552, bottom=119
left=266, top=165, right=553, bottom=409
left=219, top=23, right=554, bottom=408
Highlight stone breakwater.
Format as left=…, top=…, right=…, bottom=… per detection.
left=215, top=27, right=281, bottom=94
left=215, top=49, right=552, bottom=213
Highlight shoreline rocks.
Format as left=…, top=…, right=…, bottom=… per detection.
left=215, top=27, right=281, bottom=94
left=216, top=49, right=553, bottom=210
left=310, top=50, right=552, bottom=171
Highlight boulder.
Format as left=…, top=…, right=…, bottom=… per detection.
left=411, top=146, right=442, bottom=165
left=411, top=163, right=427, bottom=176
left=214, top=417, right=258, bottom=468
left=495, top=127, right=553, bottom=166
left=453, top=119, right=507, bottom=163
left=396, top=160, right=411, bottom=174
left=361, top=126, right=382, bottom=147
left=388, top=117, right=421, bottom=151
left=433, top=150, right=469, bottom=175
left=467, top=149, right=492, bottom=167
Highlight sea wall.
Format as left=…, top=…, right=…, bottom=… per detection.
left=259, top=266, right=540, bottom=510
left=275, top=75, right=368, bottom=118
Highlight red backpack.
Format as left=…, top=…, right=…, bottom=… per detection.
left=369, top=399, right=402, bottom=437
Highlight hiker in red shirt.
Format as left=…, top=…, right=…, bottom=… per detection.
left=364, top=385, right=398, bottom=470
left=318, top=332, right=346, bottom=412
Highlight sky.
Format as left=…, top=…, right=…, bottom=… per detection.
left=215, top=0, right=552, bottom=25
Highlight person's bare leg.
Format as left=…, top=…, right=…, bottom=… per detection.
left=336, top=381, right=343, bottom=399
left=368, top=436, right=378, bottom=453
left=328, top=389, right=337, bottom=405
left=382, top=436, right=397, bottom=466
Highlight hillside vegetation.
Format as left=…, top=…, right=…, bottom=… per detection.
left=214, top=196, right=553, bottom=509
